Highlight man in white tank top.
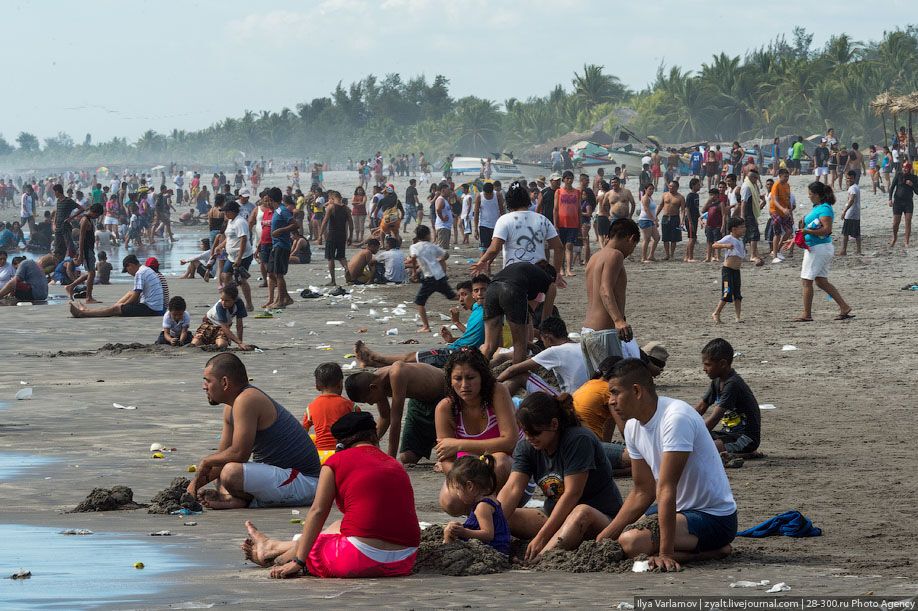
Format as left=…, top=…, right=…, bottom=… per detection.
left=474, top=182, right=505, bottom=256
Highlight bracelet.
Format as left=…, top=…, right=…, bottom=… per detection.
left=293, top=557, right=306, bottom=572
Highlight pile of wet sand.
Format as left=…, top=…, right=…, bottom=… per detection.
left=415, top=525, right=510, bottom=576
left=147, top=477, right=203, bottom=514
left=535, top=540, right=630, bottom=573
left=70, top=486, right=147, bottom=512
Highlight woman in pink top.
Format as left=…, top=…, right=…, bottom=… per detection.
left=434, top=349, right=519, bottom=515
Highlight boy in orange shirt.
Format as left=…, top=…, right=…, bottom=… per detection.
left=302, top=363, right=359, bottom=461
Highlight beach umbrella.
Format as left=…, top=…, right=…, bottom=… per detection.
left=96, top=166, right=109, bottom=173
left=151, top=165, right=165, bottom=171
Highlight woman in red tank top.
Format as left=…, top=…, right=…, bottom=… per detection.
left=242, top=412, right=420, bottom=579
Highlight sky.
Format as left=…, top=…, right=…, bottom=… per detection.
left=1, top=0, right=905, bottom=145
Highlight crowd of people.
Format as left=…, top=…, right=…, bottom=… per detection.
left=1, top=128, right=907, bottom=581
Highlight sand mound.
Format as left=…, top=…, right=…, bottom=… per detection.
left=99, top=342, right=152, bottom=354
left=415, top=525, right=510, bottom=576
left=70, top=486, right=147, bottom=512
left=147, top=477, right=203, bottom=514
left=535, top=540, right=630, bottom=573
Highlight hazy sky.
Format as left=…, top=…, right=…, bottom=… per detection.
left=1, top=0, right=903, bottom=145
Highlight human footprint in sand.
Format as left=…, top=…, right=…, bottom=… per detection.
left=187, top=354, right=321, bottom=510
left=241, top=412, right=420, bottom=579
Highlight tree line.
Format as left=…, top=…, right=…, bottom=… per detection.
left=1, top=27, right=916, bottom=169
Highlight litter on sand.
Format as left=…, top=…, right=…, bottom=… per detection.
left=15, top=388, right=33, bottom=400
left=616, top=603, right=635, bottom=610
left=767, top=583, right=791, bottom=593
left=113, top=402, right=137, bottom=410
left=418, top=521, right=434, bottom=530
left=759, top=404, right=778, bottom=410
left=781, top=345, right=798, bottom=351
left=730, top=580, right=770, bottom=588
left=9, top=570, right=31, bottom=580
left=150, top=530, right=172, bottom=536
left=60, top=529, right=94, bottom=536
left=150, top=443, right=165, bottom=452
left=386, top=328, right=399, bottom=336
left=326, top=321, right=345, bottom=326
left=632, top=560, right=651, bottom=573
left=342, top=361, right=358, bottom=370
left=285, top=321, right=296, bottom=327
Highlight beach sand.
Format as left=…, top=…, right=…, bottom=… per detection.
left=0, top=171, right=916, bottom=608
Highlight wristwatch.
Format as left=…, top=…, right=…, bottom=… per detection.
left=293, top=557, right=307, bottom=573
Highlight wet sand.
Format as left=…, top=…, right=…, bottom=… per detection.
left=0, top=171, right=916, bottom=608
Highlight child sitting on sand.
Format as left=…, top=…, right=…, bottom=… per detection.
left=302, top=362, right=359, bottom=463
left=157, top=296, right=192, bottom=346
left=191, top=284, right=252, bottom=350
left=180, top=238, right=214, bottom=281
left=95, top=251, right=112, bottom=284
left=442, top=454, right=511, bottom=555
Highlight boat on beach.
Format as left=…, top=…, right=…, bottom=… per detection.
left=449, top=156, right=525, bottom=181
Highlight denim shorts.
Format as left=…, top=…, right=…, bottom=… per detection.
left=645, top=505, right=738, bottom=552
left=638, top=219, right=654, bottom=230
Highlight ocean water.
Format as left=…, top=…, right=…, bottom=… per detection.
left=0, top=453, right=56, bottom=482
left=0, top=524, right=193, bottom=609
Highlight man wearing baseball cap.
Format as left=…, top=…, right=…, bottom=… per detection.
left=236, top=188, right=254, bottom=221
left=70, top=254, right=165, bottom=318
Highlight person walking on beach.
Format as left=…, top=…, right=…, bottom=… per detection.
left=888, top=160, right=916, bottom=248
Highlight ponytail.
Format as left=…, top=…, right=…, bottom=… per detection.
left=446, top=453, right=498, bottom=496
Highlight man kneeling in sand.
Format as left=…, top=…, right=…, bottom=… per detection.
left=344, top=363, right=447, bottom=463
left=597, top=359, right=737, bottom=571
left=187, top=353, right=322, bottom=509
left=354, top=275, right=489, bottom=369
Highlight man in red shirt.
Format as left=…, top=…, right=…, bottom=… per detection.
left=554, top=170, right=582, bottom=277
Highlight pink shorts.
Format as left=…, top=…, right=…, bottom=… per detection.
left=306, top=534, right=416, bottom=578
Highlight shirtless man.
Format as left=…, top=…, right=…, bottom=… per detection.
left=343, top=362, right=448, bottom=463
left=656, top=180, right=685, bottom=261
left=843, top=143, right=864, bottom=185
left=346, top=238, right=379, bottom=284
left=581, top=218, right=641, bottom=376
left=605, top=176, right=637, bottom=221
left=594, top=181, right=612, bottom=245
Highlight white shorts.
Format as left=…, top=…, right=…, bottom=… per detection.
left=242, top=462, right=319, bottom=508
left=800, top=242, right=834, bottom=280
left=815, top=167, right=829, bottom=177
left=103, top=216, right=118, bottom=225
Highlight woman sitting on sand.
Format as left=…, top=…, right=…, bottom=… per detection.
left=287, top=230, right=311, bottom=264
left=242, top=412, right=421, bottom=579
left=497, top=391, right=623, bottom=561
left=434, top=349, right=519, bottom=516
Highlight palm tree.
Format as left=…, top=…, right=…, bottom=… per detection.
left=452, top=97, right=501, bottom=155
left=572, top=64, right=627, bottom=107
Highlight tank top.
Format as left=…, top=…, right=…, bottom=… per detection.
left=478, top=192, right=500, bottom=228
left=257, top=207, right=273, bottom=245
left=351, top=194, right=366, bottom=216
left=639, top=196, right=656, bottom=221
left=208, top=213, right=223, bottom=231
left=326, top=203, right=348, bottom=239
left=455, top=405, right=501, bottom=458
left=229, top=386, right=321, bottom=476
left=461, top=498, right=511, bottom=555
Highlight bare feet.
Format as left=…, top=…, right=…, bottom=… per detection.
left=324, top=280, right=337, bottom=287
left=417, top=326, right=431, bottom=333
left=242, top=521, right=282, bottom=567
left=711, top=313, right=722, bottom=324
left=199, top=488, right=249, bottom=510
left=69, top=302, right=85, bottom=318
left=65, top=284, right=75, bottom=300
left=354, top=340, right=374, bottom=367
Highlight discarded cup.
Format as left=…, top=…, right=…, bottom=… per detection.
left=632, top=560, right=651, bottom=573
left=285, top=321, right=296, bottom=328
left=187, top=465, right=197, bottom=472
left=150, top=530, right=172, bottom=536
left=150, top=443, right=165, bottom=452
left=758, top=404, right=778, bottom=410
left=386, top=328, right=399, bottom=336
left=113, top=403, right=136, bottom=410
left=731, top=580, right=770, bottom=588
left=342, top=361, right=358, bottom=370
left=15, top=388, right=33, bottom=400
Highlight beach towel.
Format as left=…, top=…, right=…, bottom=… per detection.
left=737, top=510, right=822, bottom=538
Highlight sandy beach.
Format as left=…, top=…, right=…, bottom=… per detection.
left=1, top=171, right=916, bottom=609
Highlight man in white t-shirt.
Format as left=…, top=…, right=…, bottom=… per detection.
left=596, top=359, right=737, bottom=571
left=70, top=254, right=165, bottom=318
left=497, top=316, right=587, bottom=395
left=220, top=201, right=255, bottom=311
left=374, top=237, right=407, bottom=283
left=839, top=170, right=861, bottom=256
left=472, top=180, right=564, bottom=278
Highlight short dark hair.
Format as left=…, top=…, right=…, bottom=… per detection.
left=778, top=168, right=789, bottom=176
left=539, top=316, right=568, bottom=340
left=344, top=371, right=375, bottom=403
left=594, top=354, right=624, bottom=380
left=268, top=187, right=283, bottom=203
left=366, top=238, right=380, bottom=248
left=168, top=296, right=186, bottom=311
left=483, top=182, right=494, bottom=193
left=608, top=218, right=640, bottom=240
left=205, top=353, right=248, bottom=385
left=728, top=217, right=746, bottom=229
left=456, top=280, right=473, bottom=292
left=415, top=224, right=431, bottom=241
left=385, top=237, right=398, bottom=249
left=701, top=338, right=734, bottom=364
left=314, top=362, right=344, bottom=388
left=471, top=274, right=490, bottom=285
left=221, top=284, right=239, bottom=300
left=607, top=358, right=655, bottom=392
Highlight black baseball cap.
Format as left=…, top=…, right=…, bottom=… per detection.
left=121, top=254, right=140, bottom=273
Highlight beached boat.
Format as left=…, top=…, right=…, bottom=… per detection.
left=449, top=156, right=525, bottom=181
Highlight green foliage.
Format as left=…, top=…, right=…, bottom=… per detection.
left=3, top=27, right=917, bottom=169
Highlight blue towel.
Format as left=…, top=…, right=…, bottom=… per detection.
left=737, top=510, right=822, bottom=538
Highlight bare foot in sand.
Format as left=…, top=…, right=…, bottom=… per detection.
left=354, top=340, right=374, bottom=368
left=69, top=302, right=85, bottom=318
left=417, top=327, right=431, bottom=333
left=65, top=284, right=75, bottom=300
left=242, top=521, right=285, bottom=567
left=712, top=313, right=722, bottom=324
left=199, top=489, right=249, bottom=510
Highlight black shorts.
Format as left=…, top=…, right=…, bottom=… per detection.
left=892, top=200, right=914, bottom=215
left=558, top=227, right=579, bottom=244
left=324, top=238, right=346, bottom=261
left=712, top=430, right=759, bottom=453
left=705, top=227, right=723, bottom=243
left=53, top=231, right=72, bottom=259
left=416, top=347, right=457, bottom=368
left=484, top=280, right=529, bottom=325
left=156, top=331, right=191, bottom=346
left=686, top=210, right=700, bottom=240
left=414, top=276, right=455, bottom=306
left=661, top=215, right=682, bottom=242
left=121, top=302, right=162, bottom=317
left=268, top=247, right=290, bottom=275
left=399, top=398, right=438, bottom=459
left=478, top=225, right=494, bottom=250
left=720, top=266, right=742, bottom=302
left=842, top=219, right=860, bottom=238
left=742, top=217, right=760, bottom=243
left=14, top=286, right=34, bottom=301
left=595, top=216, right=610, bottom=238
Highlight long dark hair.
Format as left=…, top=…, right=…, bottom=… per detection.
left=446, top=454, right=497, bottom=496
left=444, top=348, right=496, bottom=413
left=807, top=180, right=836, bottom=205
left=517, top=391, right=579, bottom=436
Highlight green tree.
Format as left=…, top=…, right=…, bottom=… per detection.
left=16, top=132, right=40, bottom=152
